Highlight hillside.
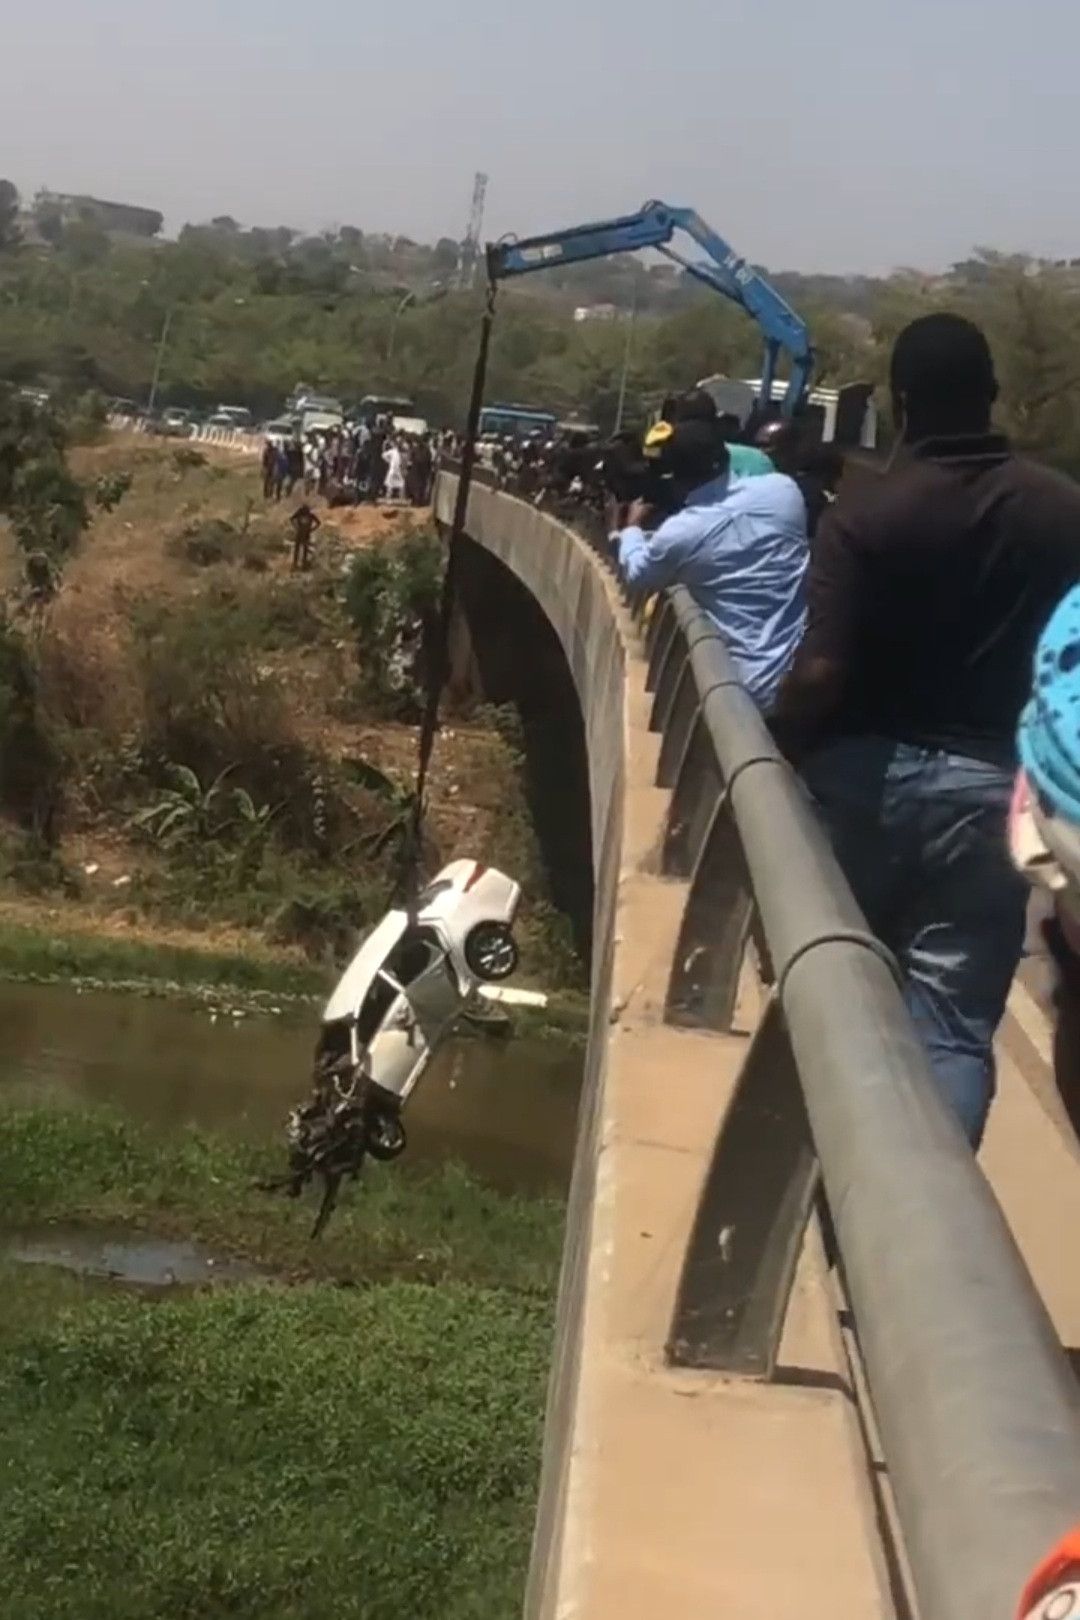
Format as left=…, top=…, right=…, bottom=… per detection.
left=0, top=437, right=581, bottom=990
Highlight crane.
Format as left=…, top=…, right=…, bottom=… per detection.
left=486, top=200, right=814, bottom=417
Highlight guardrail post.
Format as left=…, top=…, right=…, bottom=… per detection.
left=668, top=993, right=819, bottom=1377
left=661, top=712, right=722, bottom=878
left=666, top=794, right=754, bottom=1031
left=645, top=600, right=680, bottom=694
left=656, top=662, right=700, bottom=788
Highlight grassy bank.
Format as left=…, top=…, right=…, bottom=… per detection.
left=0, top=916, right=327, bottom=1006
left=0, top=1105, right=565, bottom=1617
left=0, top=911, right=592, bottom=1042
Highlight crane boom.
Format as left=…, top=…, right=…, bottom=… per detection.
left=486, top=201, right=814, bottom=415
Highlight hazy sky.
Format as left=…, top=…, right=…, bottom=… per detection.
left=2, top=0, right=1074, bottom=274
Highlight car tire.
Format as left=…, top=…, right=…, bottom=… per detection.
left=367, top=1110, right=407, bottom=1162
left=464, top=921, right=519, bottom=982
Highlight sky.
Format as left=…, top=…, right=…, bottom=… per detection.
left=2, top=0, right=1075, bottom=276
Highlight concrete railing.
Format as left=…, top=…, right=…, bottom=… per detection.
left=436, top=469, right=1080, bottom=1620
left=107, top=414, right=261, bottom=456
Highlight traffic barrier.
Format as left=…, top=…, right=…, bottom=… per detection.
left=106, top=416, right=261, bottom=457
left=436, top=467, right=1080, bottom=1620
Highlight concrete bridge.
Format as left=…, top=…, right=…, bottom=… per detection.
left=435, top=472, right=1080, bottom=1620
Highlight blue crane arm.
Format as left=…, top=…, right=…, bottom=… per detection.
left=487, top=201, right=814, bottom=414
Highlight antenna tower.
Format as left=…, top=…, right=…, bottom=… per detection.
left=458, top=172, right=489, bottom=290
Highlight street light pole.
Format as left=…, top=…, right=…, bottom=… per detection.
left=613, top=280, right=640, bottom=435
left=386, top=292, right=416, bottom=365
left=146, top=306, right=173, bottom=418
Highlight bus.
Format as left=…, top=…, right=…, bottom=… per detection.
left=358, top=395, right=417, bottom=422
left=478, top=403, right=557, bottom=440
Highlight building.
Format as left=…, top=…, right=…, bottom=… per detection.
left=34, top=192, right=163, bottom=240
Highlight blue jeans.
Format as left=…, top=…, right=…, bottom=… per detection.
left=800, top=737, right=1028, bottom=1147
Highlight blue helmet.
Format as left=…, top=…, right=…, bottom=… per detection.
left=1018, top=583, right=1080, bottom=825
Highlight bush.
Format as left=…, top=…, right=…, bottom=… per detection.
left=172, top=445, right=208, bottom=471
left=0, top=621, right=68, bottom=842
left=66, top=388, right=109, bottom=445
left=8, top=453, right=88, bottom=565
left=165, top=516, right=279, bottom=570
left=268, top=881, right=375, bottom=960
left=343, top=523, right=444, bottom=718
left=130, top=595, right=298, bottom=800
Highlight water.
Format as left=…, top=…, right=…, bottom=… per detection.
left=0, top=982, right=582, bottom=1194
left=8, top=1229, right=260, bottom=1288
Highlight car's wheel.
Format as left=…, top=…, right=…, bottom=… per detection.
left=464, top=921, right=519, bottom=982
left=367, top=1109, right=407, bottom=1162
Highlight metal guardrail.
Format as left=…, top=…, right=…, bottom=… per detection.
left=447, top=466, right=1080, bottom=1620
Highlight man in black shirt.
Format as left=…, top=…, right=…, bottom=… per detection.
left=773, top=313, right=1080, bottom=1146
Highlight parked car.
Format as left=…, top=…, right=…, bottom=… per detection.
left=213, top=403, right=253, bottom=430
left=261, top=417, right=296, bottom=446
left=158, top=407, right=192, bottom=437
left=313, top=860, right=522, bottom=1146
left=205, top=410, right=245, bottom=432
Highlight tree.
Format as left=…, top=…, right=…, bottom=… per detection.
left=432, top=237, right=461, bottom=278
left=32, top=192, right=65, bottom=249
left=0, top=389, right=89, bottom=587
left=0, top=180, right=20, bottom=253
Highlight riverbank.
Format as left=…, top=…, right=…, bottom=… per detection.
left=0, top=904, right=591, bottom=1037
left=0, top=442, right=589, bottom=1002
left=0, top=1103, right=564, bottom=1617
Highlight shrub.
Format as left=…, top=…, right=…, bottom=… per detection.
left=0, top=621, right=68, bottom=842
left=172, top=445, right=207, bottom=471
left=130, top=595, right=298, bottom=800
left=343, top=523, right=444, bottom=718
left=165, top=516, right=279, bottom=570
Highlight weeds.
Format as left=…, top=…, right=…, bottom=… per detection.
left=0, top=919, right=325, bottom=997
left=0, top=1104, right=562, bottom=1620
left=344, top=522, right=443, bottom=718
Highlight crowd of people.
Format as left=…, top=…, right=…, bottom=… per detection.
left=584, top=313, right=1080, bottom=1158
left=469, top=323, right=1080, bottom=1161
left=261, top=418, right=444, bottom=514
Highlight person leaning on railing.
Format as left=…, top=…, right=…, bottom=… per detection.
left=771, top=312, right=1080, bottom=1149
left=610, top=416, right=810, bottom=713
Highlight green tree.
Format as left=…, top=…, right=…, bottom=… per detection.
left=0, top=180, right=20, bottom=253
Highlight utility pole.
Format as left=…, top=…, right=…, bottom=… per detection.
left=613, top=278, right=640, bottom=434
left=146, top=307, right=173, bottom=418
left=457, top=172, right=489, bottom=291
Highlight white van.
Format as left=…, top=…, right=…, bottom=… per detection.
left=697, top=374, right=878, bottom=450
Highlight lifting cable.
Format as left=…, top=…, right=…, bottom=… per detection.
left=259, top=272, right=503, bottom=1239
left=397, top=270, right=500, bottom=917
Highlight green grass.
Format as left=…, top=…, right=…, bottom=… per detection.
left=0, top=1274, right=551, bottom=1620
left=0, top=1106, right=565, bottom=1292
left=0, top=1104, right=565, bottom=1617
left=0, top=919, right=327, bottom=1005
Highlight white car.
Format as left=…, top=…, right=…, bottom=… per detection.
left=313, top=859, right=522, bottom=1149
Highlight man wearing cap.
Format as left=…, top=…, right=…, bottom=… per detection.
left=614, top=417, right=809, bottom=710
left=773, top=312, right=1080, bottom=1146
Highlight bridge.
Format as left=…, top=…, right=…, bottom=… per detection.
left=434, top=470, right=1080, bottom=1620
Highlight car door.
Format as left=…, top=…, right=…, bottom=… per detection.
left=363, top=969, right=427, bottom=1103
left=365, top=931, right=460, bottom=1106
left=399, top=927, right=462, bottom=1049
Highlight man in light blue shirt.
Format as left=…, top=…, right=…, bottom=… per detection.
left=616, top=419, right=808, bottom=710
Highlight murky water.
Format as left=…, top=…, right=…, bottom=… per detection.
left=0, top=983, right=582, bottom=1194
left=8, top=1229, right=260, bottom=1288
